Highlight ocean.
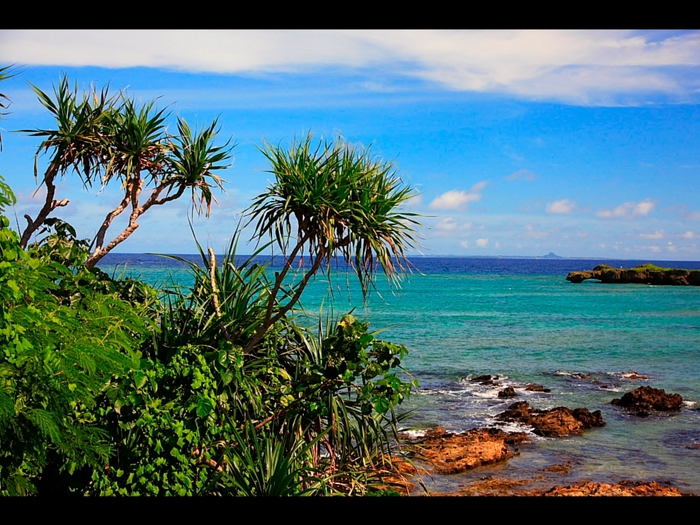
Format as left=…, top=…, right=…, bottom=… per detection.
left=99, top=254, right=700, bottom=495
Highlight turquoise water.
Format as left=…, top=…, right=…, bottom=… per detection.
left=100, top=255, right=700, bottom=494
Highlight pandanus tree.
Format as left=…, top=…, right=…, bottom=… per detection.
left=243, top=133, right=420, bottom=352
left=19, top=76, right=233, bottom=269
left=0, top=65, right=18, bottom=150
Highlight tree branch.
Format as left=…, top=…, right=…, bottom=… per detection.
left=86, top=178, right=144, bottom=270
left=84, top=180, right=184, bottom=270
left=208, top=248, right=232, bottom=343
left=243, top=232, right=315, bottom=353
left=19, top=166, right=69, bottom=248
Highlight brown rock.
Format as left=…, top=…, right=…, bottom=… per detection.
left=543, top=463, right=571, bottom=474
left=432, top=478, right=689, bottom=497
left=471, top=374, right=498, bottom=385
left=611, top=386, right=683, bottom=413
left=497, top=401, right=605, bottom=437
left=525, top=383, right=551, bottom=393
left=573, top=407, right=606, bottom=428
left=407, top=427, right=529, bottom=475
left=498, top=386, right=517, bottom=398
left=542, top=480, right=684, bottom=497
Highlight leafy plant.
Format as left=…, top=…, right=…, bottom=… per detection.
left=0, top=65, right=18, bottom=150
left=244, top=132, right=420, bottom=352
left=19, top=76, right=234, bottom=269
left=218, top=421, right=328, bottom=496
left=0, top=185, right=149, bottom=495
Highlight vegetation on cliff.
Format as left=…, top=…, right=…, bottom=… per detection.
left=566, top=264, right=700, bottom=285
left=0, top=72, right=420, bottom=495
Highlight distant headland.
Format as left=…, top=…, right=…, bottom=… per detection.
left=567, top=264, right=700, bottom=286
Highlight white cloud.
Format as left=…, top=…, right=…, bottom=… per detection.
left=505, top=169, right=537, bottom=181
left=403, top=194, right=423, bottom=210
left=684, top=211, right=700, bottom=221
left=3, top=30, right=699, bottom=106
left=428, top=181, right=489, bottom=211
left=640, top=230, right=664, bottom=239
left=546, top=199, right=576, bottom=214
left=436, top=217, right=458, bottom=230
left=634, top=200, right=655, bottom=215
left=476, top=238, right=489, bottom=247
left=597, top=199, right=655, bottom=219
left=682, top=231, right=695, bottom=239
left=460, top=241, right=469, bottom=248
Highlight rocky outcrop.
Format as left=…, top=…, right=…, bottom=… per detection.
left=497, top=401, right=605, bottom=437
left=404, top=427, right=529, bottom=475
left=471, top=374, right=500, bottom=385
left=435, top=479, right=687, bottom=497
left=498, top=386, right=517, bottom=398
left=611, top=386, right=683, bottom=416
left=525, top=383, right=551, bottom=393
left=566, top=264, right=700, bottom=285
left=540, top=480, right=685, bottom=497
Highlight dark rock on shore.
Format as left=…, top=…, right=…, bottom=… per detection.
left=611, top=386, right=683, bottom=416
left=471, top=374, right=499, bottom=385
left=497, top=401, right=605, bottom=437
left=567, top=264, right=700, bottom=285
left=498, top=386, right=517, bottom=398
left=525, top=383, right=551, bottom=393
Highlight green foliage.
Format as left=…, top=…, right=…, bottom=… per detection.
left=0, top=184, right=150, bottom=495
left=219, top=421, right=328, bottom=496
left=89, top=346, right=231, bottom=496
left=1, top=73, right=420, bottom=496
left=0, top=65, right=18, bottom=150
left=0, top=176, right=15, bottom=213
left=93, top=235, right=414, bottom=495
left=249, top=133, right=420, bottom=297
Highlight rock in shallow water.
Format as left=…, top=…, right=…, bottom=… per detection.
left=611, top=386, right=683, bottom=415
left=496, top=401, right=606, bottom=437
left=498, top=386, right=517, bottom=398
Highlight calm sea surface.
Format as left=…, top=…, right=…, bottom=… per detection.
left=99, top=254, right=700, bottom=494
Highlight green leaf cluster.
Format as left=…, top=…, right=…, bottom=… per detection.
left=0, top=190, right=148, bottom=495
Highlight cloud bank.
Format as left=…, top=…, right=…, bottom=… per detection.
left=2, top=30, right=700, bottom=106
left=597, top=199, right=655, bottom=219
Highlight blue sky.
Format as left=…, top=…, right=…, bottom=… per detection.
left=1, top=30, right=700, bottom=260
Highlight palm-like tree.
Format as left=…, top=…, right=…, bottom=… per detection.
left=244, top=133, right=420, bottom=352
left=0, top=65, right=19, bottom=150
left=19, top=76, right=233, bottom=269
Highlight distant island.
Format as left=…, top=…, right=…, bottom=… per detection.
left=567, top=264, right=700, bottom=286
left=541, top=252, right=562, bottom=259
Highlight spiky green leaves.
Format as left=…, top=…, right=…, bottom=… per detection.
left=19, top=74, right=234, bottom=266
left=248, top=133, right=420, bottom=299
left=23, top=76, right=117, bottom=186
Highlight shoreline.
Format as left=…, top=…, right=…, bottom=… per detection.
left=395, top=381, right=697, bottom=497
